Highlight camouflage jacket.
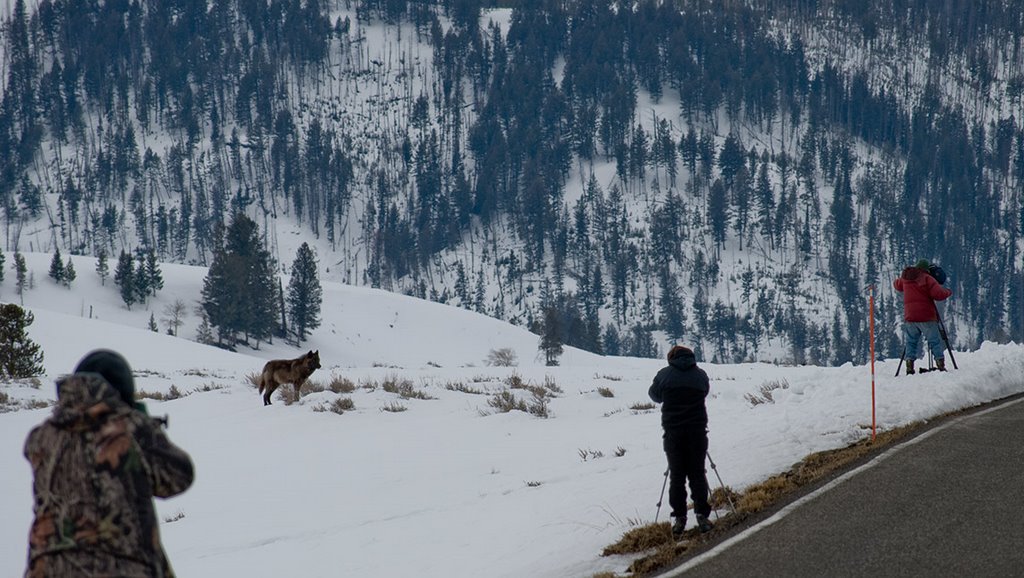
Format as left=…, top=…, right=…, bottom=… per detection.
left=23, top=373, right=194, bottom=578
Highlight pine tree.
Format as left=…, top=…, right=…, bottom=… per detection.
left=144, top=249, right=164, bottom=296
left=96, top=250, right=109, bottom=285
left=0, top=251, right=5, bottom=285
left=474, top=270, right=486, bottom=313
left=63, top=260, right=76, bottom=287
left=113, top=250, right=136, bottom=309
left=202, top=213, right=278, bottom=347
left=286, top=242, right=322, bottom=344
left=454, top=261, right=470, bottom=306
left=0, top=303, right=44, bottom=378
left=148, top=312, right=159, bottom=332
left=603, top=324, right=621, bottom=356
left=276, top=278, right=288, bottom=339
left=48, top=249, right=65, bottom=284
left=658, top=270, right=687, bottom=342
left=202, top=244, right=244, bottom=346
left=132, top=249, right=151, bottom=305
left=539, top=306, right=563, bottom=366
left=194, top=304, right=215, bottom=345
left=14, top=252, right=28, bottom=302
left=132, top=249, right=163, bottom=304
left=628, top=323, right=659, bottom=358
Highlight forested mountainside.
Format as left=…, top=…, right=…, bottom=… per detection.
left=0, top=0, right=1021, bottom=364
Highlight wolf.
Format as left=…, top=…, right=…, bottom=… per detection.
left=257, top=350, right=321, bottom=406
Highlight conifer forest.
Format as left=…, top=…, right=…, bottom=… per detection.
left=0, top=0, right=1022, bottom=364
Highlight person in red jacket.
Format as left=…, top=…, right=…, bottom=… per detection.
left=893, top=259, right=952, bottom=374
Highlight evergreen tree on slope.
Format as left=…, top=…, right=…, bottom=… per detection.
left=0, top=303, right=44, bottom=378
left=202, top=213, right=278, bottom=347
left=287, top=242, right=322, bottom=344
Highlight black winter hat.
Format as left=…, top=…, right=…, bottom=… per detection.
left=75, top=349, right=136, bottom=405
left=667, top=345, right=694, bottom=361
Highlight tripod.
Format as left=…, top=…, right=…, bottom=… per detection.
left=895, top=304, right=958, bottom=376
left=934, top=304, right=958, bottom=369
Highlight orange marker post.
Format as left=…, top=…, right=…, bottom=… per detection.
left=867, top=285, right=876, bottom=441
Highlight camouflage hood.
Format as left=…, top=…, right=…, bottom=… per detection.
left=50, top=373, right=129, bottom=430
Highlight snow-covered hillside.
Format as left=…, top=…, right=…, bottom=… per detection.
left=2, top=252, right=1023, bottom=577
left=5, top=0, right=1020, bottom=369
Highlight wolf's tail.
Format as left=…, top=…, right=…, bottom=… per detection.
left=257, top=374, right=265, bottom=394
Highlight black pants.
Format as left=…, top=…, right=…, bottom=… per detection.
left=663, top=426, right=710, bottom=520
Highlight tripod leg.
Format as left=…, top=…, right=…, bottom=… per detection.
left=655, top=468, right=669, bottom=523
left=895, top=346, right=906, bottom=378
left=940, top=326, right=958, bottom=369
left=706, top=451, right=736, bottom=516
left=934, top=305, right=959, bottom=369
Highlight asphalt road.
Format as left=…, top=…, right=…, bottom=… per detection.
left=664, top=395, right=1024, bottom=578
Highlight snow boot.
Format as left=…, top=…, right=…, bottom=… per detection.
left=906, top=359, right=915, bottom=375
left=695, top=513, right=714, bottom=534
left=671, top=517, right=686, bottom=540
left=936, top=358, right=946, bottom=371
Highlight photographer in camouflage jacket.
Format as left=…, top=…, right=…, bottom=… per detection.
left=23, top=349, right=194, bottom=578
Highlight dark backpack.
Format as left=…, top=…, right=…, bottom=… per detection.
left=928, top=264, right=948, bottom=285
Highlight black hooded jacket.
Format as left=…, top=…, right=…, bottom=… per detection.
left=648, top=349, right=709, bottom=430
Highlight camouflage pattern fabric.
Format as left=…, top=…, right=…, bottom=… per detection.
left=23, top=373, right=194, bottom=578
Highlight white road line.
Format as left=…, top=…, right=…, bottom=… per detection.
left=662, top=396, right=1024, bottom=576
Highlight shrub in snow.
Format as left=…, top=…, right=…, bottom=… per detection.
left=328, top=375, right=356, bottom=393
left=485, top=347, right=518, bottom=367
left=487, top=390, right=527, bottom=413
left=381, top=401, right=407, bottom=413
left=314, top=397, right=354, bottom=414
left=745, top=378, right=789, bottom=406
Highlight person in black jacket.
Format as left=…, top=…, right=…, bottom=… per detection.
left=649, top=345, right=713, bottom=539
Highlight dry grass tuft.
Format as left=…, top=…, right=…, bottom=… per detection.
left=710, top=486, right=740, bottom=510
left=526, top=388, right=552, bottom=418
left=328, top=375, right=357, bottom=394
left=597, top=386, right=615, bottom=398
left=542, top=375, right=563, bottom=395
left=488, top=390, right=528, bottom=413
left=381, top=375, right=435, bottom=400
left=0, top=389, right=49, bottom=412
left=745, top=378, right=790, bottom=406
left=195, top=382, right=226, bottom=393
left=136, top=385, right=184, bottom=401
left=445, top=381, right=485, bottom=394
left=313, top=397, right=354, bottom=414
left=626, top=541, right=691, bottom=574
left=381, top=401, right=407, bottom=413
left=299, top=379, right=325, bottom=396
left=601, top=522, right=674, bottom=556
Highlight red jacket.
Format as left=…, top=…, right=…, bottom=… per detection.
left=893, top=267, right=952, bottom=321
